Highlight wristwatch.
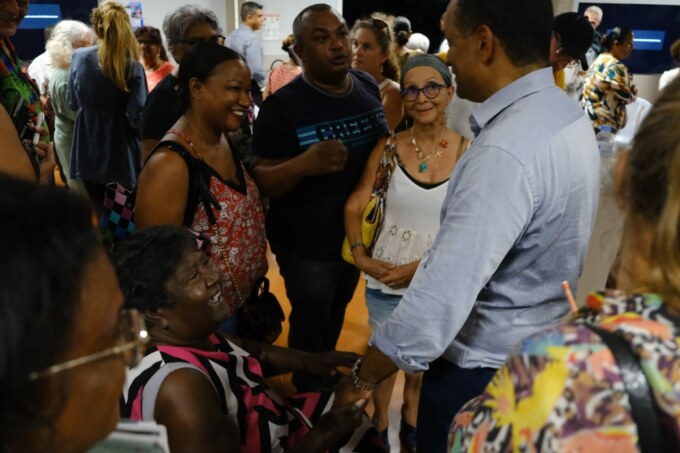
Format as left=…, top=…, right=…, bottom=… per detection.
left=349, top=358, right=378, bottom=391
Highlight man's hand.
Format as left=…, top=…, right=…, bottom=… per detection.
left=306, top=350, right=360, bottom=377
left=301, top=140, right=348, bottom=176
left=333, top=374, right=373, bottom=408
left=316, top=401, right=366, bottom=434
left=289, top=401, right=368, bottom=452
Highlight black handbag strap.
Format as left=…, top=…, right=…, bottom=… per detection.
left=585, top=324, right=666, bottom=453
left=148, top=140, right=222, bottom=226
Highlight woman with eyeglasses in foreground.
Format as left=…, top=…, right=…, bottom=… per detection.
left=0, top=174, right=147, bottom=452
left=344, top=54, right=469, bottom=452
left=351, top=15, right=403, bottom=132
left=581, top=27, right=637, bottom=133
left=449, top=74, right=680, bottom=453
left=115, top=225, right=386, bottom=452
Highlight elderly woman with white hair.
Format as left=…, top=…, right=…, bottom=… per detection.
left=47, top=20, right=95, bottom=195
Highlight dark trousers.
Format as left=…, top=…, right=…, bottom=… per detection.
left=417, top=359, right=497, bottom=452
left=84, top=181, right=106, bottom=216
left=251, top=80, right=263, bottom=107
left=276, top=250, right=360, bottom=392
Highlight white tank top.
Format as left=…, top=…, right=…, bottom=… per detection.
left=365, top=157, right=451, bottom=295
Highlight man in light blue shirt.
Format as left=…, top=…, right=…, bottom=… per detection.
left=334, top=0, right=599, bottom=450
left=225, top=1, right=266, bottom=105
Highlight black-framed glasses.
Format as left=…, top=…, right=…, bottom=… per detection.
left=28, top=309, right=149, bottom=380
left=401, top=83, right=447, bottom=102
left=178, top=34, right=225, bottom=46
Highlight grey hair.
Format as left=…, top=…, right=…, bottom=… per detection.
left=163, top=4, right=221, bottom=48
left=406, top=33, right=430, bottom=54
left=241, top=2, right=263, bottom=22
left=46, top=20, right=96, bottom=68
left=584, top=5, right=603, bottom=21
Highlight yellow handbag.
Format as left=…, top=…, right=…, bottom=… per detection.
left=342, top=134, right=396, bottom=265
left=341, top=195, right=382, bottom=264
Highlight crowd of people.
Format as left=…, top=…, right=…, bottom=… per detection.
left=1, top=0, right=680, bottom=452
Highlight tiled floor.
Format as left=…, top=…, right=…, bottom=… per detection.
left=267, top=248, right=406, bottom=451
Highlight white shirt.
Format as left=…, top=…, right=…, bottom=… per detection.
left=27, top=51, right=51, bottom=95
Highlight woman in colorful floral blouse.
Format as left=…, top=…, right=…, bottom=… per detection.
left=449, top=75, right=680, bottom=452
left=581, top=27, right=637, bottom=133
left=0, top=0, right=55, bottom=182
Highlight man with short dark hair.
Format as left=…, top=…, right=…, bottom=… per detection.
left=225, top=1, right=266, bottom=105
left=251, top=4, right=387, bottom=392
left=333, top=0, right=599, bottom=450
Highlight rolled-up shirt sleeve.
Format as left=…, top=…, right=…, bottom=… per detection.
left=372, top=145, right=535, bottom=373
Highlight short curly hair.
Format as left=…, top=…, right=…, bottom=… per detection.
left=113, top=226, right=199, bottom=312
left=46, top=20, right=95, bottom=68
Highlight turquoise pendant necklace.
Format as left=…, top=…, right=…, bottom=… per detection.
left=411, top=130, right=449, bottom=173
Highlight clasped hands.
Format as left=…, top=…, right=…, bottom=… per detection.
left=354, top=253, right=419, bottom=289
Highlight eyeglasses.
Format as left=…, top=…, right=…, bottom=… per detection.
left=401, top=83, right=447, bottom=102
left=178, top=34, right=225, bottom=46
left=28, top=309, right=149, bottom=381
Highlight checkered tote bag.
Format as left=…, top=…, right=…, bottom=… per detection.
left=99, top=182, right=136, bottom=249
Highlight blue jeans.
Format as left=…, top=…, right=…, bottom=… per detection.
left=275, top=250, right=359, bottom=392
left=365, top=287, right=402, bottom=333
left=417, top=359, right=497, bottom=452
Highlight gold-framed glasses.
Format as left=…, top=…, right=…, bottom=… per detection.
left=28, top=309, right=149, bottom=381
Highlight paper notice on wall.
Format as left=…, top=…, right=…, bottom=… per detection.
left=262, top=13, right=280, bottom=41
left=125, top=2, right=144, bottom=28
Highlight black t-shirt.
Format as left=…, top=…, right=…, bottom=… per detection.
left=141, top=73, right=185, bottom=140
left=252, top=69, right=387, bottom=260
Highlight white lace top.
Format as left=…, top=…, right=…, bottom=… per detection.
left=365, top=158, right=450, bottom=295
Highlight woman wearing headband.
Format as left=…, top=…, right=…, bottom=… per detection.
left=345, top=54, right=468, bottom=452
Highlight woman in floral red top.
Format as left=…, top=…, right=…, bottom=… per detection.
left=135, top=42, right=267, bottom=322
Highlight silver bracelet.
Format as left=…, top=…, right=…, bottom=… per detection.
left=349, top=358, right=378, bottom=391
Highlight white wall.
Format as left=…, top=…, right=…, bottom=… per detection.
left=555, top=0, right=672, bottom=101
left=99, top=0, right=230, bottom=59
left=240, top=0, right=343, bottom=70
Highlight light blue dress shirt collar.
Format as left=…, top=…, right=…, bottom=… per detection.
left=469, top=67, right=554, bottom=136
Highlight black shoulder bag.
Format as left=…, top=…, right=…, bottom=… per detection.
left=585, top=324, right=669, bottom=453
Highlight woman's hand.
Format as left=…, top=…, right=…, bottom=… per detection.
left=24, top=123, right=55, bottom=183
left=379, top=261, right=420, bottom=289
left=306, top=350, right=360, bottom=377
left=287, top=401, right=367, bottom=452
left=354, top=253, right=396, bottom=280
left=34, top=142, right=55, bottom=184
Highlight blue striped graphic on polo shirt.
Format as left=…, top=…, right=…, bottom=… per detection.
left=296, top=107, right=386, bottom=148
